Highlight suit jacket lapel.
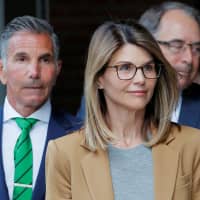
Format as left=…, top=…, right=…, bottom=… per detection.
left=0, top=107, right=9, bottom=199
left=81, top=148, right=114, bottom=200
left=33, top=112, right=66, bottom=200
left=153, top=142, right=179, bottom=200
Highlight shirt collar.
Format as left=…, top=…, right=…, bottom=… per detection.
left=171, top=92, right=182, bottom=123
left=3, top=97, right=51, bottom=123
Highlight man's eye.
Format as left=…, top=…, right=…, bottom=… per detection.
left=43, top=58, right=50, bottom=63
left=118, top=64, right=132, bottom=71
left=16, top=57, right=26, bottom=62
left=171, top=45, right=182, bottom=50
left=41, top=56, right=54, bottom=64
left=170, top=42, right=183, bottom=49
left=193, top=45, right=200, bottom=53
left=196, top=47, right=200, bottom=52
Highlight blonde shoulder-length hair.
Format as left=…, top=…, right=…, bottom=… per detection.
left=84, top=20, right=178, bottom=151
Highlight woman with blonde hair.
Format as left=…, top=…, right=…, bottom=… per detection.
left=46, top=20, right=200, bottom=200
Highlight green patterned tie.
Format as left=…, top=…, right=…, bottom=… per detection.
left=13, top=117, right=38, bottom=200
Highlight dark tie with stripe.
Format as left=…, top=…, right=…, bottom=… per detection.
left=13, top=117, right=38, bottom=200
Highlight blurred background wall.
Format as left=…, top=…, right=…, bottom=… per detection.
left=1, top=0, right=199, bottom=114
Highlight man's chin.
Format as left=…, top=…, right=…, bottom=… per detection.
left=178, top=79, right=192, bottom=90
left=24, top=97, right=47, bottom=108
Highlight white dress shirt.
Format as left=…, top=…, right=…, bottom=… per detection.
left=171, top=94, right=182, bottom=123
left=2, top=97, right=51, bottom=199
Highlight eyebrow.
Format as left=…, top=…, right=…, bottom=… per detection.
left=39, top=53, right=54, bottom=60
left=14, top=52, right=28, bottom=58
left=13, top=52, right=55, bottom=62
left=113, top=59, right=155, bottom=66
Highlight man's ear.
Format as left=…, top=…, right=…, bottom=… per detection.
left=0, top=59, right=7, bottom=85
left=56, top=60, right=62, bottom=77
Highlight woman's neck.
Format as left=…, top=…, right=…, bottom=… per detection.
left=106, top=108, right=145, bottom=149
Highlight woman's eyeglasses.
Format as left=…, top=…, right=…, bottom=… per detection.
left=107, top=61, right=161, bottom=80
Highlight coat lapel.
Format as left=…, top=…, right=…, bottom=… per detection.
left=153, top=142, right=179, bottom=200
left=80, top=126, right=180, bottom=200
left=81, top=149, right=114, bottom=200
left=81, top=143, right=179, bottom=200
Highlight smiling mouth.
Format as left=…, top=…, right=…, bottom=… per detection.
left=127, top=90, right=147, bottom=95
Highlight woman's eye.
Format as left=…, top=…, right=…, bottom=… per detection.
left=144, top=64, right=155, bottom=71
left=118, top=64, right=131, bottom=71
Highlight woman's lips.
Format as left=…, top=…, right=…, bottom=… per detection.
left=127, top=90, right=147, bottom=96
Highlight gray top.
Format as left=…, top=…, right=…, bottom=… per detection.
left=108, top=144, right=154, bottom=200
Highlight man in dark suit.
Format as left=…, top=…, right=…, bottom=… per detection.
left=0, top=16, right=81, bottom=200
left=139, top=2, right=200, bottom=129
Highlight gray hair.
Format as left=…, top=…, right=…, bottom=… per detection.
left=0, top=15, right=60, bottom=65
left=139, top=1, right=200, bottom=36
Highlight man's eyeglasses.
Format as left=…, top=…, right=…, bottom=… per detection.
left=107, top=61, right=161, bottom=80
left=157, top=39, right=200, bottom=56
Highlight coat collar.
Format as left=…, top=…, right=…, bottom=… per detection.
left=80, top=126, right=179, bottom=200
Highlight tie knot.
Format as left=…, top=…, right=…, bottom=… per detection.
left=14, top=117, right=38, bottom=131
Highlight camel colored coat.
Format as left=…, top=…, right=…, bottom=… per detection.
left=45, top=124, right=200, bottom=200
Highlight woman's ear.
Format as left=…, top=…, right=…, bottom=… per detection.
left=97, top=76, right=104, bottom=89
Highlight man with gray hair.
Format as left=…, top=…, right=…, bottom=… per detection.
left=139, top=1, right=200, bottom=128
left=0, top=16, right=81, bottom=200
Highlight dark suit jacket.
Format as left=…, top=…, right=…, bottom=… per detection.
left=0, top=107, right=82, bottom=200
left=179, top=83, right=200, bottom=128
